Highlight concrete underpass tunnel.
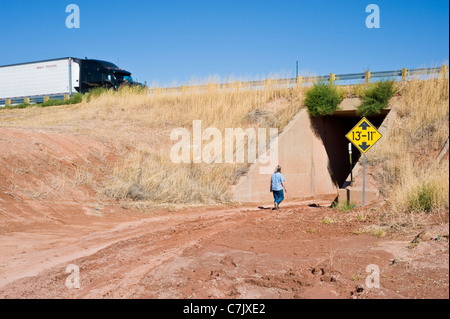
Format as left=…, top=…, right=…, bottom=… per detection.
left=309, top=112, right=387, bottom=189
left=232, top=106, right=390, bottom=203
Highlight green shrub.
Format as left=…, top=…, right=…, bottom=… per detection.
left=2, top=102, right=30, bottom=110
left=85, top=87, right=111, bottom=102
left=357, top=80, right=396, bottom=117
left=40, top=93, right=84, bottom=107
left=332, top=200, right=356, bottom=212
left=40, top=99, right=65, bottom=107
left=304, top=82, right=343, bottom=116
left=10, top=102, right=30, bottom=109
left=407, top=182, right=436, bottom=213
left=68, top=93, right=83, bottom=104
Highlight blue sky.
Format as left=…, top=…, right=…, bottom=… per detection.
left=0, top=0, right=448, bottom=87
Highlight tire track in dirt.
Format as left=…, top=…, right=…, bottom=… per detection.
left=2, top=196, right=446, bottom=299
left=0, top=206, right=268, bottom=298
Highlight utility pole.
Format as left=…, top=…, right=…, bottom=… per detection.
left=296, top=60, right=298, bottom=78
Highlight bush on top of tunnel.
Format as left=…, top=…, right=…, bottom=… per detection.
left=304, top=82, right=344, bottom=117
left=356, top=80, right=397, bottom=117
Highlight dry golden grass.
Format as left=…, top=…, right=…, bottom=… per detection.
left=99, top=86, right=305, bottom=206
left=0, top=85, right=304, bottom=207
left=0, top=85, right=303, bottom=137
left=366, top=71, right=449, bottom=224
left=356, top=225, right=388, bottom=238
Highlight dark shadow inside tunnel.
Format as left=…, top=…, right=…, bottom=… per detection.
left=309, top=113, right=387, bottom=188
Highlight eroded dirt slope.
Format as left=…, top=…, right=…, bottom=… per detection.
left=0, top=127, right=133, bottom=232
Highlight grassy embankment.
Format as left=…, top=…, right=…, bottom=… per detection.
left=366, top=72, right=449, bottom=228
left=1, top=72, right=448, bottom=220
left=1, top=84, right=305, bottom=207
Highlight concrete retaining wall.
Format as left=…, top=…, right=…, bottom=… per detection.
left=232, top=98, right=390, bottom=204
left=232, top=109, right=337, bottom=203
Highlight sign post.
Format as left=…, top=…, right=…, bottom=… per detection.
left=362, top=153, right=366, bottom=205
left=345, top=117, right=382, bottom=206
left=348, top=143, right=353, bottom=186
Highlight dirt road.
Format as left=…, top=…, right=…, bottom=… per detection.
left=0, top=194, right=448, bottom=299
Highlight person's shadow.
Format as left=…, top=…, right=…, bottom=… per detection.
left=258, top=206, right=272, bottom=210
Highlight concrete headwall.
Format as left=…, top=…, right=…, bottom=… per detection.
left=232, top=109, right=337, bottom=203
left=232, top=98, right=390, bottom=203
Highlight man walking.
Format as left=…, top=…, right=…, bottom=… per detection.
left=270, top=165, right=287, bottom=210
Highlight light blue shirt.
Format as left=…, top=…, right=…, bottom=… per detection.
left=271, top=172, right=285, bottom=191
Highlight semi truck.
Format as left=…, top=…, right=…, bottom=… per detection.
left=0, top=57, right=144, bottom=105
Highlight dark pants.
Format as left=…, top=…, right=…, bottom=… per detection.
left=273, top=190, right=284, bottom=206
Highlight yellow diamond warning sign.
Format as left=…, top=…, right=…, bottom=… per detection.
left=346, top=117, right=382, bottom=154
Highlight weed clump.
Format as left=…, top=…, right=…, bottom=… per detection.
left=357, top=80, right=396, bottom=117
left=405, top=178, right=447, bottom=214
left=333, top=200, right=356, bottom=213
left=304, top=82, right=343, bottom=116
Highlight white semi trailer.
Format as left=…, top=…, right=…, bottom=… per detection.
left=0, top=57, right=141, bottom=105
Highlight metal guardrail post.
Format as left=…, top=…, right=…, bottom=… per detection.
left=207, top=83, right=216, bottom=94
left=180, top=85, right=186, bottom=96
left=365, top=70, right=371, bottom=84
left=440, top=64, right=448, bottom=79
left=330, top=73, right=336, bottom=86
left=296, top=76, right=303, bottom=89
left=235, top=81, right=241, bottom=93
left=402, top=68, right=408, bottom=81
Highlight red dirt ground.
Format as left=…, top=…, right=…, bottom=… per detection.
left=0, top=127, right=448, bottom=299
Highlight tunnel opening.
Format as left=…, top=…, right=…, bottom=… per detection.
left=309, top=112, right=388, bottom=189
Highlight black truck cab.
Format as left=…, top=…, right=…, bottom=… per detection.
left=76, top=58, right=143, bottom=93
